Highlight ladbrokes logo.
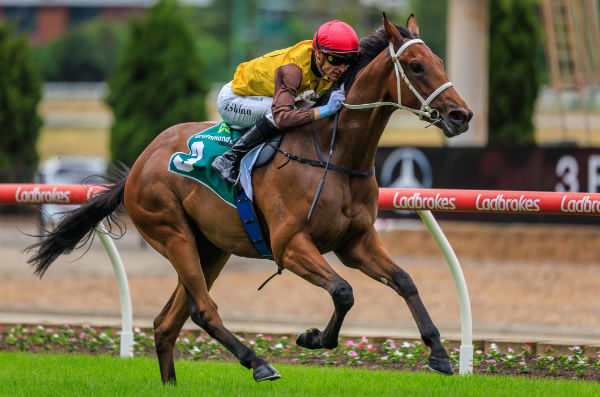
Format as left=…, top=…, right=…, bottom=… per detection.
left=475, top=194, right=540, bottom=212
left=15, top=187, right=71, bottom=204
left=561, top=195, right=600, bottom=214
left=393, top=192, right=456, bottom=210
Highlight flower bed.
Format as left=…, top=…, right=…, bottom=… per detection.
left=1, top=324, right=600, bottom=381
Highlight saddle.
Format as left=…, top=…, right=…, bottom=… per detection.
left=254, top=134, right=284, bottom=169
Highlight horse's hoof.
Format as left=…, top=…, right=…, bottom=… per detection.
left=428, top=355, right=453, bottom=375
left=296, top=328, right=321, bottom=349
left=253, top=363, right=281, bottom=382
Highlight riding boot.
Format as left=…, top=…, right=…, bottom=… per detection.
left=212, top=116, right=279, bottom=185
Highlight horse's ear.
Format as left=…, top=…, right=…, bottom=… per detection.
left=406, top=14, right=420, bottom=38
left=382, top=12, right=402, bottom=46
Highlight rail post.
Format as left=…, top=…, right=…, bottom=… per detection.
left=95, top=222, right=134, bottom=358
left=417, top=210, right=473, bottom=375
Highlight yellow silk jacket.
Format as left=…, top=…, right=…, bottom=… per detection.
left=231, top=40, right=333, bottom=98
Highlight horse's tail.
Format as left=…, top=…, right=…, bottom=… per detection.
left=26, top=163, right=130, bottom=278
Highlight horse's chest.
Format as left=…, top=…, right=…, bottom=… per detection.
left=260, top=178, right=377, bottom=251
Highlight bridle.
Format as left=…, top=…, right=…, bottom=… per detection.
left=342, top=38, right=454, bottom=124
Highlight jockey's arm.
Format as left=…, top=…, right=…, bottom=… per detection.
left=271, top=64, right=317, bottom=128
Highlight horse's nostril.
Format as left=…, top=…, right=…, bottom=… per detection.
left=449, top=109, right=471, bottom=126
left=466, top=110, right=473, bottom=122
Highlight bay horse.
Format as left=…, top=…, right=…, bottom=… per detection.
left=27, top=14, right=471, bottom=383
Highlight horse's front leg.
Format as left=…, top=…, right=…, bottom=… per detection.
left=335, top=227, right=452, bottom=375
left=277, top=233, right=354, bottom=350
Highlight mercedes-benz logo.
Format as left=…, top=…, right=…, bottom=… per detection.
left=380, top=147, right=433, bottom=189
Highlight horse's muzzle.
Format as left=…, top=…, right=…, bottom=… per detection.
left=440, top=108, right=472, bottom=138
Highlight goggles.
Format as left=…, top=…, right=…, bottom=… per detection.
left=324, top=53, right=353, bottom=66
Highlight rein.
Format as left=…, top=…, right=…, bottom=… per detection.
left=342, top=39, right=454, bottom=124
left=259, top=39, right=447, bottom=288
left=266, top=40, right=452, bottom=223
left=259, top=38, right=455, bottom=289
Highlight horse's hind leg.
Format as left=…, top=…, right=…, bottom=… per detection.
left=278, top=234, right=354, bottom=350
left=153, top=235, right=231, bottom=384
left=182, top=284, right=280, bottom=382
left=163, top=231, right=279, bottom=382
left=153, top=289, right=224, bottom=385
left=153, top=279, right=189, bottom=384
left=336, top=227, right=452, bottom=375
left=149, top=225, right=278, bottom=382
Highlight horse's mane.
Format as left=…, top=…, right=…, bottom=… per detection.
left=315, top=24, right=416, bottom=106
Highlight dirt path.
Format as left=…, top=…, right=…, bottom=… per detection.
left=1, top=216, right=599, bottom=343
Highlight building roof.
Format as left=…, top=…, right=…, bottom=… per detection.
left=0, top=0, right=211, bottom=6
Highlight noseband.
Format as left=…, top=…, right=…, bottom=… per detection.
left=343, top=39, right=454, bottom=123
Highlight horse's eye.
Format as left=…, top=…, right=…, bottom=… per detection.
left=409, top=62, right=425, bottom=74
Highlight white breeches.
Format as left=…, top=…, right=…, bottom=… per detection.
left=217, top=81, right=275, bottom=128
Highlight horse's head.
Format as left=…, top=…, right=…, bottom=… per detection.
left=382, top=13, right=472, bottom=137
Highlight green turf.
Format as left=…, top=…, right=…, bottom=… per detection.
left=1, top=352, right=599, bottom=396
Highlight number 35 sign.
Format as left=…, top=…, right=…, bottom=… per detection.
left=555, top=154, right=600, bottom=193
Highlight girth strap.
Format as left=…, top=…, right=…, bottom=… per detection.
left=234, top=186, right=273, bottom=259
left=269, top=144, right=375, bottom=177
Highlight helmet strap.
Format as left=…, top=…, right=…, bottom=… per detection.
left=313, top=51, right=327, bottom=76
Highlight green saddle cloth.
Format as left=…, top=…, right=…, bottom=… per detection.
left=168, top=122, right=242, bottom=206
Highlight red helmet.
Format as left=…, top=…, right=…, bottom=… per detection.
left=312, top=20, right=360, bottom=54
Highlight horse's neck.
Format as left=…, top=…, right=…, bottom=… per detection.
left=335, top=55, right=395, bottom=170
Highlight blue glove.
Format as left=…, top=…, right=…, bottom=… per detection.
left=317, top=89, right=345, bottom=118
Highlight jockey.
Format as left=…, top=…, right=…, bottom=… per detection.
left=212, top=20, right=360, bottom=185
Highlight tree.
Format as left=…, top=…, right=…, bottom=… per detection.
left=409, top=0, right=447, bottom=60
left=488, top=0, right=542, bottom=145
left=33, top=20, right=127, bottom=82
left=107, top=0, right=209, bottom=166
left=0, top=22, right=42, bottom=182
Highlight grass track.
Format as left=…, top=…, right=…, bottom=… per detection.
left=1, top=352, right=600, bottom=396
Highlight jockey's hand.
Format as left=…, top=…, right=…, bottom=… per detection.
left=317, top=89, right=345, bottom=118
